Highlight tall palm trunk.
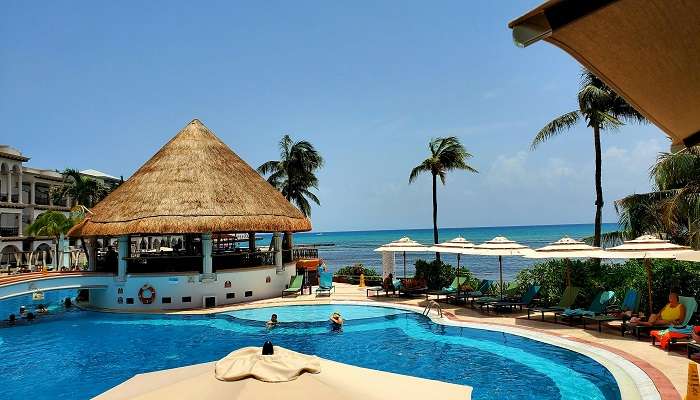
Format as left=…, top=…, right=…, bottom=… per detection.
left=432, top=173, right=440, bottom=261
left=593, top=125, right=603, bottom=247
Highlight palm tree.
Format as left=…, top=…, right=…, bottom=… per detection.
left=409, top=137, right=477, bottom=260
left=615, top=146, right=700, bottom=248
left=26, top=211, right=75, bottom=270
left=52, top=168, right=110, bottom=208
left=258, top=135, right=324, bottom=217
left=531, top=70, right=646, bottom=246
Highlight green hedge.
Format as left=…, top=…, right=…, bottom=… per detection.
left=513, top=259, right=700, bottom=313
left=414, top=259, right=478, bottom=290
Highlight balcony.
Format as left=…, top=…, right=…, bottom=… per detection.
left=283, top=247, right=319, bottom=263
left=0, top=227, right=19, bottom=237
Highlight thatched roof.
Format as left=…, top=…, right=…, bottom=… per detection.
left=69, top=119, right=311, bottom=237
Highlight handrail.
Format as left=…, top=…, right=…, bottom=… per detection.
left=423, top=300, right=443, bottom=318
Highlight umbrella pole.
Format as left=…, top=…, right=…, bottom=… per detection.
left=644, top=258, right=654, bottom=314
left=403, top=251, right=406, bottom=279
left=499, top=255, right=503, bottom=300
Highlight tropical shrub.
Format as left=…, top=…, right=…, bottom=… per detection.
left=513, top=259, right=700, bottom=313
left=334, top=263, right=380, bottom=284
left=414, top=259, right=477, bottom=290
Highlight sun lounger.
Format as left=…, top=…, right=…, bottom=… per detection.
left=554, top=290, right=615, bottom=325
left=475, top=281, right=521, bottom=309
left=484, top=285, right=541, bottom=313
left=527, top=286, right=580, bottom=321
left=282, top=275, right=304, bottom=297
left=426, top=276, right=470, bottom=301
left=582, top=289, right=640, bottom=334
left=315, top=271, right=335, bottom=296
left=625, top=296, right=697, bottom=339
left=645, top=297, right=698, bottom=347
left=446, top=279, right=493, bottom=305
left=399, top=278, right=428, bottom=297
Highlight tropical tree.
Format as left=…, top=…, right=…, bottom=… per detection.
left=409, top=137, right=477, bottom=260
left=257, top=135, right=324, bottom=217
left=52, top=168, right=110, bottom=208
left=615, top=146, right=700, bottom=248
left=26, top=211, right=75, bottom=270
left=531, top=70, right=646, bottom=246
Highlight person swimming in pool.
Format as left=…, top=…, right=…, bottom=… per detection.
left=329, top=312, right=344, bottom=326
left=266, top=313, right=278, bottom=328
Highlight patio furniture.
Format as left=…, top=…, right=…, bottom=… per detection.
left=687, top=342, right=700, bottom=359
left=426, top=276, right=470, bottom=301
left=315, top=271, right=335, bottom=296
left=625, top=296, right=697, bottom=339
left=483, top=285, right=541, bottom=313
left=399, top=278, right=428, bottom=297
left=554, top=291, right=615, bottom=326
left=527, top=286, right=580, bottom=321
left=366, top=286, right=384, bottom=297
left=582, top=289, right=640, bottom=334
left=282, top=275, right=304, bottom=297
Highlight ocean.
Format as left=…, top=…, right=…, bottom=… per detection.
left=293, top=223, right=617, bottom=281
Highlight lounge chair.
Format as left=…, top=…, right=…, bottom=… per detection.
left=315, top=271, right=335, bottom=296
left=446, top=279, right=493, bottom=305
left=398, top=278, right=428, bottom=297
left=527, top=286, right=580, bottom=321
left=582, top=289, right=640, bottom=333
left=475, top=281, right=520, bottom=309
left=554, top=291, right=615, bottom=325
left=282, top=275, right=304, bottom=297
left=426, top=276, right=470, bottom=301
left=484, top=285, right=541, bottom=313
left=632, top=296, right=698, bottom=342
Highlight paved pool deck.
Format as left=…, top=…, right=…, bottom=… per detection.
left=167, top=283, right=688, bottom=399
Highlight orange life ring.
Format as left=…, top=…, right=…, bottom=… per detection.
left=138, top=285, right=156, bottom=304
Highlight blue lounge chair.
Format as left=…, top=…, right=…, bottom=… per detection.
left=484, top=285, right=541, bottom=313
left=315, top=271, right=335, bottom=296
left=555, top=290, right=615, bottom=325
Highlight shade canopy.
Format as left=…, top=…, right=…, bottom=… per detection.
left=470, top=236, right=533, bottom=257
left=374, top=237, right=428, bottom=253
left=509, top=0, right=700, bottom=148
left=96, top=346, right=471, bottom=400
left=428, top=236, right=475, bottom=254
left=68, top=119, right=311, bottom=237
left=676, top=251, right=700, bottom=263
left=525, top=237, right=608, bottom=259
left=605, top=235, right=691, bottom=259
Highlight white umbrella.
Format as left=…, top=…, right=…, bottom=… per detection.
left=525, top=237, right=609, bottom=287
left=470, top=237, right=533, bottom=299
left=676, top=250, right=700, bottom=262
left=374, top=237, right=428, bottom=278
left=605, top=235, right=690, bottom=313
left=428, top=237, right=475, bottom=278
left=96, top=346, right=471, bottom=400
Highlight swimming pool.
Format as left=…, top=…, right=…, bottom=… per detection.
left=0, top=301, right=629, bottom=400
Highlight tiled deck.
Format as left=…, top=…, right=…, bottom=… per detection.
left=171, top=283, right=688, bottom=399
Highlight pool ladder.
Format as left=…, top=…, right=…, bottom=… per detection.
left=423, top=300, right=443, bottom=318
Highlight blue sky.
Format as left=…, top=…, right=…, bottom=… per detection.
left=1, top=1, right=668, bottom=232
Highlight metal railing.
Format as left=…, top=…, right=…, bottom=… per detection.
left=283, top=247, right=319, bottom=263
left=0, top=227, right=19, bottom=236
left=423, top=300, right=443, bottom=318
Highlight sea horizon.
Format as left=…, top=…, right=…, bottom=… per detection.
left=292, top=222, right=618, bottom=281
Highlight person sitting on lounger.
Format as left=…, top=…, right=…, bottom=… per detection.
left=383, top=273, right=395, bottom=294
left=266, top=313, right=278, bottom=328
left=629, top=289, right=685, bottom=327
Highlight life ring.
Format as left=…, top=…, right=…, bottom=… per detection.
left=138, top=285, right=156, bottom=304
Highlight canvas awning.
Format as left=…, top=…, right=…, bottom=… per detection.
left=509, top=0, right=700, bottom=148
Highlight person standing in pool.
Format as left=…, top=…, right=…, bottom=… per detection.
left=329, top=312, right=343, bottom=331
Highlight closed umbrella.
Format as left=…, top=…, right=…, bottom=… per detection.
left=428, top=237, right=475, bottom=278
left=374, top=237, right=428, bottom=278
left=525, top=237, right=609, bottom=287
left=470, top=237, right=533, bottom=299
left=96, top=346, right=471, bottom=400
left=605, top=235, right=690, bottom=313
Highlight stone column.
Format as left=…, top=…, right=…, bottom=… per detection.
left=16, top=171, right=22, bottom=204
left=202, top=233, right=213, bottom=275
left=16, top=211, right=22, bottom=236
left=117, top=235, right=129, bottom=282
left=273, top=232, right=282, bottom=267
left=6, top=170, right=12, bottom=202
left=248, top=232, right=256, bottom=253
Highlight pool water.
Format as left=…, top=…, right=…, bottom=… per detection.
left=0, top=301, right=622, bottom=400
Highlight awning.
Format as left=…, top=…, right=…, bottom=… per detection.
left=509, top=0, right=700, bottom=148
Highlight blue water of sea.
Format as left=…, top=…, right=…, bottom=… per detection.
left=293, top=223, right=617, bottom=280
left=0, top=303, right=621, bottom=400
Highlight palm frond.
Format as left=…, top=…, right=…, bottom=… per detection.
left=531, top=111, right=580, bottom=150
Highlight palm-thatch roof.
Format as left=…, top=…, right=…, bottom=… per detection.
left=68, top=119, right=311, bottom=237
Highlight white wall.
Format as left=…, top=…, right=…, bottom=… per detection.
left=89, top=263, right=296, bottom=311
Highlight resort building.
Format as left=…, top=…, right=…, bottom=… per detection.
left=0, top=145, right=120, bottom=264
left=68, top=119, right=314, bottom=310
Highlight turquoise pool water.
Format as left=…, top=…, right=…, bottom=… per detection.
left=0, top=301, right=622, bottom=400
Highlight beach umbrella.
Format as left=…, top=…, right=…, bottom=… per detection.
left=374, top=237, right=428, bottom=278
left=525, top=237, right=609, bottom=287
left=428, top=237, right=475, bottom=277
left=676, top=250, right=700, bottom=262
left=470, top=237, right=533, bottom=299
left=605, top=235, right=690, bottom=313
left=96, top=346, right=470, bottom=400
